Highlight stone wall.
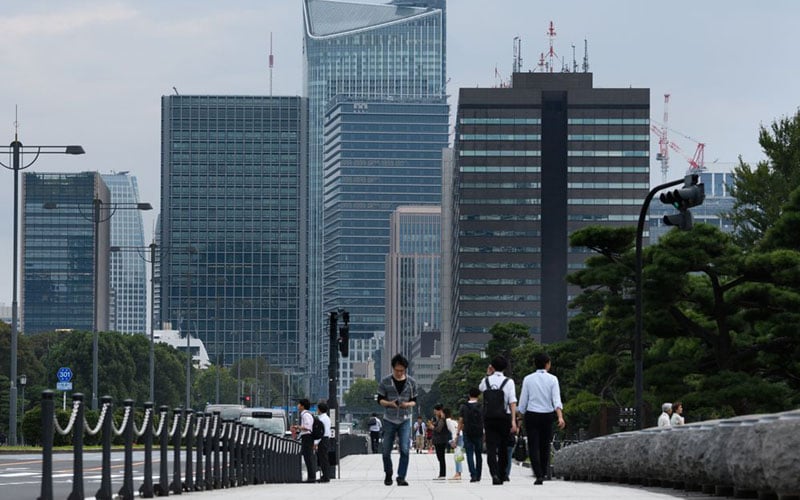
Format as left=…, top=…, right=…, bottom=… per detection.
left=552, top=410, right=800, bottom=499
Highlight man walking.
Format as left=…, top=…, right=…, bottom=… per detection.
left=457, top=387, right=484, bottom=482
left=377, top=353, right=418, bottom=486
left=292, top=398, right=316, bottom=483
left=518, top=353, right=566, bottom=485
left=315, top=402, right=332, bottom=482
left=368, top=413, right=383, bottom=453
left=479, top=356, right=517, bottom=485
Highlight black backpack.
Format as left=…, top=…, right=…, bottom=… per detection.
left=482, top=376, right=510, bottom=420
left=368, top=417, right=377, bottom=426
left=311, top=415, right=325, bottom=440
left=462, top=402, right=484, bottom=438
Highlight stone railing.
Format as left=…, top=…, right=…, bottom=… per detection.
left=552, top=410, right=800, bottom=499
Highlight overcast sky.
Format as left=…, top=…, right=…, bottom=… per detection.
left=1, top=0, right=798, bottom=306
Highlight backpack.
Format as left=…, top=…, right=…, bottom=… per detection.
left=368, top=417, right=377, bottom=427
left=310, top=415, right=325, bottom=440
left=462, top=402, right=484, bottom=438
left=482, top=376, right=510, bottom=420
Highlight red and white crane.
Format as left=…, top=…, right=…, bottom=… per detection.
left=650, top=93, right=705, bottom=181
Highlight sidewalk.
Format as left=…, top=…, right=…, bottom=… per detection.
left=184, top=451, right=725, bottom=500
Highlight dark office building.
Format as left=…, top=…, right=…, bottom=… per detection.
left=21, top=172, right=111, bottom=334
left=160, top=95, right=307, bottom=372
left=451, top=72, right=649, bottom=354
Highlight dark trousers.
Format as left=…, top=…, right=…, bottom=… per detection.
left=462, top=433, right=483, bottom=480
left=300, top=434, right=316, bottom=481
left=484, top=417, right=511, bottom=480
left=524, top=411, right=554, bottom=479
left=370, top=431, right=381, bottom=453
left=316, top=437, right=331, bottom=480
left=434, top=443, right=447, bottom=477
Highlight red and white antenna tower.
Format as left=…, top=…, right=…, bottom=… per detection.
left=546, top=21, right=558, bottom=72
left=651, top=93, right=706, bottom=180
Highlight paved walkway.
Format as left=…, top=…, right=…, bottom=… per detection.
left=184, top=451, right=728, bottom=500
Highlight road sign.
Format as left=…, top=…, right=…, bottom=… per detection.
left=57, top=367, right=73, bottom=383
left=56, top=381, right=73, bottom=391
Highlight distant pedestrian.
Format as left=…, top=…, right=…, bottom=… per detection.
left=413, top=416, right=426, bottom=453
left=479, top=355, right=517, bottom=485
left=292, top=398, right=317, bottom=483
left=368, top=413, right=383, bottom=453
left=431, top=404, right=449, bottom=479
left=658, top=403, right=672, bottom=427
left=315, top=402, right=332, bottom=482
left=518, top=353, right=566, bottom=485
left=377, top=353, right=418, bottom=486
left=446, top=408, right=462, bottom=480
left=457, top=387, right=483, bottom=482
left=670, top=401, right=685, bottom=426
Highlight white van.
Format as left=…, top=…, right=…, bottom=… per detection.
left=238, top=408, right=288, bottom=436
left=204, top=404, right=245, bottom=420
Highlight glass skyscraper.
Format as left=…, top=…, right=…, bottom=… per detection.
left=160, top=95, right=307, bottom=373
left=22, top=172, right=111, bottom=334
left=304, top=0, right=446, bottom=395
left=101, top=172, right=147, bottom=334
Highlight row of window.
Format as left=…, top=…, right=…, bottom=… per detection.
left=459, top=278, right=540, bottom=285
left=568, top=198, right=642, bottom=205
left=459, top=262, right=541, bottom=269
left=460, top=198, right=540, bottom=204
left=461, top=294, right=540, bottom=301
left=460, top=246, right=540, bottom=253
left=460, top=230, right=540, bottom=237
left=459, top=134, right=540, bottom=141
left=460, top=166, right=540, bottom=173
left=459, top=214, right=541, bottom=221
left=460, top=182, right=540, bottom=189
left=459, top=118, right=541, bottom=125
left=568, top=151, right=649, bottom=157
left=567, top=182, right=649, bottom=189
left=568, top=134, right=649, bottom=141
left=459, top=310, right=540, bottom=318
left=567, top=118, right=649, bottom=125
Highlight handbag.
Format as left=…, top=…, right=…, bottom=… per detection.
left=513, top=435, right=527, bottom=462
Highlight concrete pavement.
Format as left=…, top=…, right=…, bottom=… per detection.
left=183, top=451, right=731, bottom=500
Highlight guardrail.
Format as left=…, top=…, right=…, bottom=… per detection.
left=552, top=409, right=800, bottom=499
left=38, top=390, right=303, bottom=500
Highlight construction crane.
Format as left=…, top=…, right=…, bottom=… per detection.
left=650, top=93, right=705, bottom=181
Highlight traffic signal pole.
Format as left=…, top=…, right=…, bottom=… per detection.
left=634, top=177, right=684, bottom=429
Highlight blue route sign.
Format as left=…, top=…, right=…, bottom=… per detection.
left=57, top=367, right=73, bottom=383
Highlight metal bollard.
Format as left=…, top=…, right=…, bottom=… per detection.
left=96, top=396, right=114, bottom=500
left=38, top=391, right=55, bottom=500
left=170, top=407, right=183, bottom=495
left=213, top=412, right=221, bottom=489
left=118, top=400, right=135, bottom=500
left=204, top=413, right=213, bottom=490
left=195, top=414, right=204, bottom=491
left=141, top=402, right=154, bottom=498
left=157, top=405, right=170, bottom=496
left=184, top=410, right=194, bottom=491
left=68, top=394, right=85, bottom=500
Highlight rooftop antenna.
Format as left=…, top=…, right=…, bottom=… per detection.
left=269, top=32, right=274, bottom=97
left=582, top=39, right=590, bottom=72
left=546, top=21, right=557, bottom=73
left=173, top=87, right=179, bottom=96
left=14, top=104, right=20, bottom=140
left=512, top=36, right=522, bottom=73
left=571, top=44, right=578, bottom=73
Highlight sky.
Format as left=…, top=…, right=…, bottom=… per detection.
left=1, top=0, right=799, bottom=306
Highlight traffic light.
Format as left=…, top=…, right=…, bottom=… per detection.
left=660, top=174, right=705, bottom=230
left=241, top=395, right=251, bottom=406
left=329, top=311, right=338, bottom=342
left=339, top=311, right=350, bottom=357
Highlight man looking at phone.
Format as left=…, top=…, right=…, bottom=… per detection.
left=377, top=353, right=418, bottom=486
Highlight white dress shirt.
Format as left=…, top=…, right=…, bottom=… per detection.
left=658, top=412, right=671, bottom=427
left=300, top=409, right=313, bottom=435
left=315, top=413, right=332, bottom=445
left=518, top=369, right=563, bottom=413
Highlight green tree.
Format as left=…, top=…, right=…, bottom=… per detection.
left=342, top=378, right=379, bottom=417
left=728, top=109, right=800, bottom=248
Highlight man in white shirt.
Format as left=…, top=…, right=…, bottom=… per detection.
left=518, top=353, right=566, bottom=485
left=670, top=401, right=684, bottom=426
left=478, top=355, right=517, bottom=485
left=315, top=402, right=332, bottom=482
left=292, top=398, right=316, bottom=482
left=658, top=403, right=672, bottom=427
left=368, top=413, right=383, bottom=453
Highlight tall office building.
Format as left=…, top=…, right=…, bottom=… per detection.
left=450, top=72, right=649, bottom=356
left=650, top=170, right=734, bottom=243
left=160, top=95, right=307, bottom=374
left=384, top=205, right=441, bottom=376
left=21, top=172, right=111, bottom=333
left=101, top=172, right=147, bottom=334
left=304, top=0, right=446, bottom=396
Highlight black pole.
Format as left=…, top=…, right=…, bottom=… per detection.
left=96, top=396, right=113, bottom=500
left=170, top=408, right=183, bottom=495
left=327, top=311, right=339, bottom=478
left=635, top=178, right=684, bottom=429
left=68, top=394, right=85, bottom=500
left=141, top=402, right=154, bottom=498
left=38, top=391, right=54, bottom=500
left=184, top=410, right=194, bottom=491
left=119, top=400, right=135, bottom=500
left=157, top=406, right=170, bottom=496
left=9, top=140, right=20, bottom=447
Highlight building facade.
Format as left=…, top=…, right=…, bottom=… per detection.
left=451, top=72, right=649, bottom=355
left=160, top=95, right=307, bottom=374
left=384, top=205, right=442, bottom=377
left=21, top=172, right=111, bottom=333
left=303, top=0, right=446, bottom=397
left=101, top=172, right=147, bottom=334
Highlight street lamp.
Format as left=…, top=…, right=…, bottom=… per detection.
left=45, top=199, right=152, bottom=409
left=0, top=133, right=84, bottom=446
left=110, top=242, right=158, bottom=403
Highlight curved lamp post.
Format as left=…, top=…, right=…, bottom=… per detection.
left=0, top=134, right=84, bottom=446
